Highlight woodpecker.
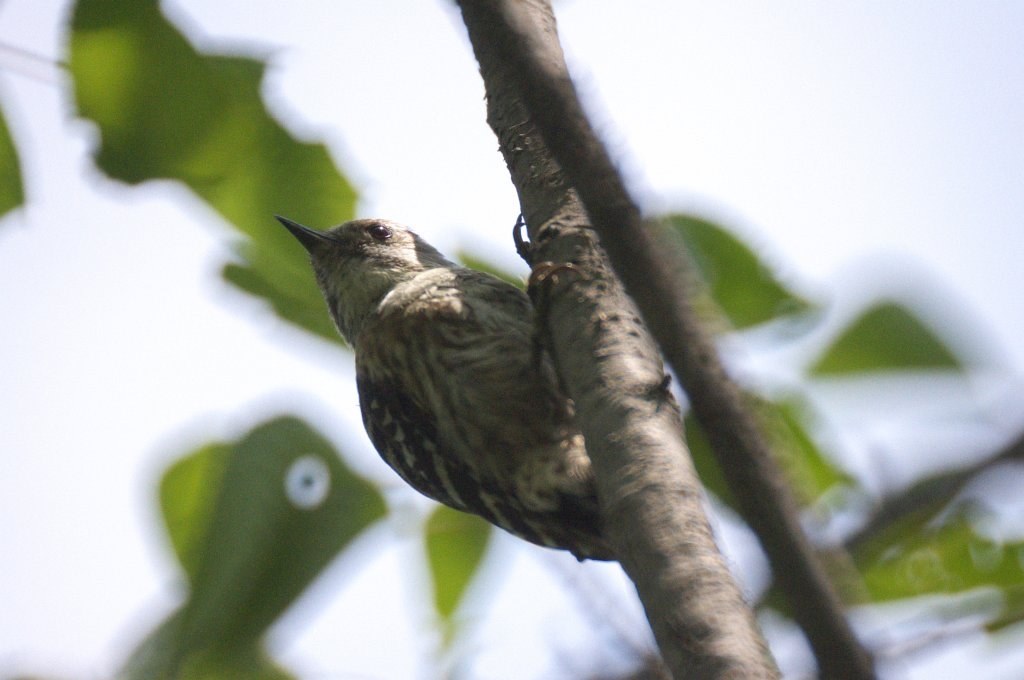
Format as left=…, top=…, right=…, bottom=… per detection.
left=278, top=216, right=612, bottom=560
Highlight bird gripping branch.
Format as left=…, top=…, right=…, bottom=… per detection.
left=278, top=216, right=612, bottom=560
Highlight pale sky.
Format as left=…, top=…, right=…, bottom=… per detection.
left=2, top=1, right=1023, bottom=678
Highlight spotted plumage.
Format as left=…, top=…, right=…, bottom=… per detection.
left=278, top=216, right=612, bottom=560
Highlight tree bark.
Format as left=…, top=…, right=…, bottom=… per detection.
left=457, top=1, right=879, bottom=679
left=458, top=2, right=779, bottom=678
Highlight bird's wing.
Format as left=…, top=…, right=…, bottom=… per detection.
left=360, top=269, right=554, bottom=475
left=356, top=371, right=609, bottom=558
left=355, top=269, right=612, bottom=559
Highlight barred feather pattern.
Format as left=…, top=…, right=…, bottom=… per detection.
left=357, top=374, right=609, bottom=559
left=355, top=268, right=611, bottom=560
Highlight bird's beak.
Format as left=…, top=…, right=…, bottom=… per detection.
left=276, top=215, right=332, bottom=253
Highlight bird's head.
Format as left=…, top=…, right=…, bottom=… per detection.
left=277, top=216, right=455, bottom=344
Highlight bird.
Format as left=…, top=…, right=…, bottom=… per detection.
left=277, top=215, right=612, bottom=561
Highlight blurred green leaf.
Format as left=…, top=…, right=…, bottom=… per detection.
left=174, top=645, right=295, bottom=680
left=989, top=584, right=1024, bottom=632
left=68, top=0, right=355, bottom=343
left=664, top=214, right=815, bottom=329
left=684, top=415, right=731, bottom=507
left=854, top=504, right=1024, bottom=611
left=160, top=443, right=232, bottom=581
left=0, top=96, right=25, bottom=218
left=121, top=613, right=296, bottom=680
left=131, top=416, right=387, bottom=675
left=456, top=250, right=526, bottom=290
left=810, top=301, right=962, bottom=375
left=223, top=244, right=342, bottom=345
left=764, top=400, right=854, bottom=504
left=848, top=468, right=981, bottom=557
left=425, top=505, right=492, bottom=628
left=686, top=396, right=852, bottom=510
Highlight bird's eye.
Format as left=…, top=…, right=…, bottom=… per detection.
left=367, top=223, right=392, bottom=241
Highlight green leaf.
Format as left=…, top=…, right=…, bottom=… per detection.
left=68, top=0, right=355, bottom=343
left=810, top=301, right=963, bottom=375
left=425, top=505, right=492, bottom=626
left=848, top=466, right=980, bottom=556
left=159, top=443, right=232, bottom=581
left=145, top=416, right=386, bottom=668
left=121, top=613, right=297, bottom=680
left=0, top=96, right=25, bottom=218
left=989, top=583, right=1024, bottom=632
left=223, top=244, right=343, bottom=345
left=456, top=250, right=526, bottom=290
left=854, top=504, right=1024, bottom=609
left=763, top=399, right=855, bottom=505
left=684, top=414, right=732, bottom=506
left=175, top=645, right=296, bottom=680
left=686, top=396, right=853, bottom=510
left=664, top=214, right=815, bottom=329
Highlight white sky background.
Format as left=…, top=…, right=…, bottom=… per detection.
left=1, top=1, right=1023, bottom=678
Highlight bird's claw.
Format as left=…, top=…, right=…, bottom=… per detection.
left=527, top=261, right=582, bottom=304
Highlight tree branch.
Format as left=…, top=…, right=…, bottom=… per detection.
left=848, top=428, right=1024, bottom=553
left=455, top=2, right=875, bottom=679
left=458, top=1, right=777, bottom=678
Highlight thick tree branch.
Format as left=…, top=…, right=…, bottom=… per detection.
left=455, top=2, right=875, bottom=679
left=458, top=1, right=777, bottom=678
